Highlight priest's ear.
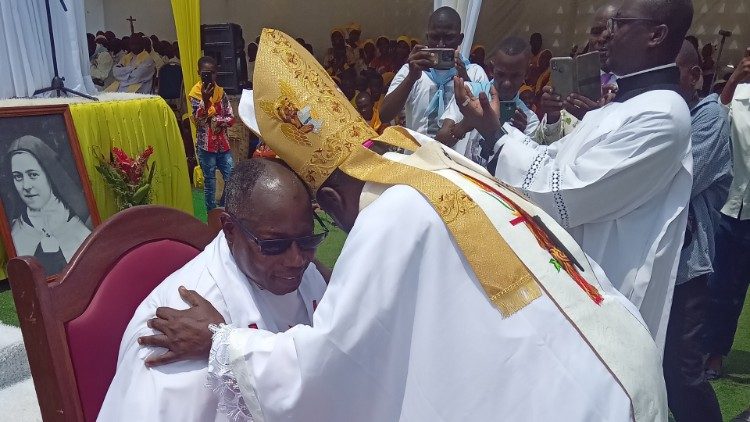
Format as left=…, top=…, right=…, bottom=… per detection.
left=648, top=24, right=669, bottom=49
left=315, top=170, right=363, bottom=233
left=217, top=211, right=235, bottom=244
left=316, top=186, right=347, bottom=228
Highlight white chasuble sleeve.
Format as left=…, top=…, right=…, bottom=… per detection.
left=494, top=101, right=692, bottom=230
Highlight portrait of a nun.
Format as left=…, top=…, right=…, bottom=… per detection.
left=1, top=135, right=93, bottom=275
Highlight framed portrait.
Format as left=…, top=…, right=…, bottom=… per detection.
left=0, top=105, right=101, bottom=278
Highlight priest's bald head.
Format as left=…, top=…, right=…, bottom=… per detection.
left=222, top=158, right=322, bottom=295
left=606, top=0, right=694, bottom=76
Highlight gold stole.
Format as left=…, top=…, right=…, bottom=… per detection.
left=341, top=138, right=543, bottom=316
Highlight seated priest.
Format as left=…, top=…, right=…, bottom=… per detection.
left=105, top=35, right=156, bottom=94
left=97, top=158, right=328, bottom=421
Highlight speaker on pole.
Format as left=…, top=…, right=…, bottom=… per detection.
left=201, top=23, right=247, bottom=94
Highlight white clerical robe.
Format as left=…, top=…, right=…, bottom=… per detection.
left=207, top=146, right=668, bottom=421
left=97, top=232, right=327, bottom=421
left=106, top=51, right=156, bottom=94
left=90, top=49, right=114, bottom=90
left=491, top=89, right=693, bottom=352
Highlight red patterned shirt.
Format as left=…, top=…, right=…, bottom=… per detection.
left=190, top=82, right=235, bottom=153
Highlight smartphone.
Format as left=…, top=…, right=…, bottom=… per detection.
left=500, top=101, right=517, bottom=125
left=200, top=71, right=213, bottom=86
left=550, top=57, right=575, bottom=99
left=422, top=48, right=455, bottom=70
left=575, top=51, right=604, bottom=101
left=550, top=52, right=601, bottom=100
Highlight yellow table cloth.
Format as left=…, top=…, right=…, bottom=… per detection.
left=0, top=96, right=192, bottom=279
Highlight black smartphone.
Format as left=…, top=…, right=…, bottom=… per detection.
left=200, top=71, right=213, bottom=86
left=422, top=48, right=455, bottom=70
left=500, top=101, right=517, bottom=124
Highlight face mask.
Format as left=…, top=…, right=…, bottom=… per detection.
left=433, top=69, right=453, bottom=77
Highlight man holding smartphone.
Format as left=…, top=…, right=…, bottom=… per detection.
left=379, top=6, right=488, bottom=138
left=534, top=2, right=619, bottom=145
left=437, top=36, right=540, bottom=164
left=189, top=56, right=235, bottom=211
left=453, top=0, right=695, bottom=355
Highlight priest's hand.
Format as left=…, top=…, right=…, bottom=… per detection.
left=539, top=86, right=564, bottom=124
left=453, top=76, right=501, bottom=141
left=510, top=108, right=528, bottom=133
left=407, top=45, right=434, bottom=81
left=139, top=286, right=225, bottom=367
left=564, top=93, right=599, bottom=121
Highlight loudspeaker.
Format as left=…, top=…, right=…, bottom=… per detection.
left=201, top=23, right=247, bottom=95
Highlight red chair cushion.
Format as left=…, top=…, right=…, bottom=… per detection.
left=65, top=240, right=201, bottom=422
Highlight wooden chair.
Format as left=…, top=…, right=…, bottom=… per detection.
left=8, top=206, right=218, bottom=421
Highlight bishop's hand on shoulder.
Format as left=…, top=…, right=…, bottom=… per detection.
left=139, top=286, right=225, bottom=367
left=453, top=76, right=501, bottom=141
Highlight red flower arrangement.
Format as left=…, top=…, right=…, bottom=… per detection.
left=95, top=146, right=156, bottom=210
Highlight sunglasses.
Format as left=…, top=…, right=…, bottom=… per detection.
left=229, top=212, right=329, bottom=256
left=606, top=17, right=661, bottom=34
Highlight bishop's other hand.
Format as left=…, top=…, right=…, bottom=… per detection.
left=139, top=286, right=225, bottom=367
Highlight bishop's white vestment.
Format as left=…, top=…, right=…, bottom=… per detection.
left=97, top=233, right=327, bottom=421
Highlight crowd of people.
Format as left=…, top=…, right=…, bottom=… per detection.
left=86, top=31, right=180, bottom=94
left=81, top=1, right=750, bottom=420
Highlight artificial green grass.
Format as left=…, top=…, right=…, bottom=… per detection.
left=0, top=285, right=18, bottom=326
left=192, top=188, right=208, bottom=223
left=712, top=301, right=750, bottom=418
left=0, top=189, right=746, bottom=419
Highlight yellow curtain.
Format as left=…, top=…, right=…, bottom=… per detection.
left=69, top=97, right=193, bottom=218
left=171, top=0, right=201, bottom=140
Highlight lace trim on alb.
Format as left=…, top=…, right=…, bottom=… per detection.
left=551, top=169, right=570, bottom=228
left=206, top=324, right=253, bottom=422
left=522, top=149, right=548, bottom=190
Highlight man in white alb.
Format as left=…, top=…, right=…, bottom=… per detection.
left=450, top=0, right=694, bottom=352
left=98, top=159, right=327, bottom=421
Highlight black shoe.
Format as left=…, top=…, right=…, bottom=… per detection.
left=732, top=410, right=750, bottom=422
